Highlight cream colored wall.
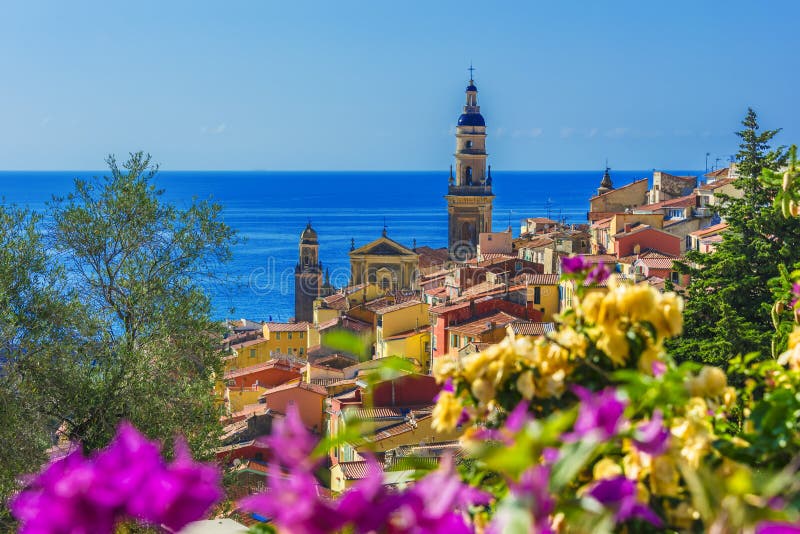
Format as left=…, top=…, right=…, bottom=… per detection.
left=589, top=180, right=648, bottom=214
left=380, top=303, right=430, bottom=338
left=226, top=386, right=266, bottom=412
left=314, top=306, right=340, bottom=325
left=355, top=416, right=462, bottom=454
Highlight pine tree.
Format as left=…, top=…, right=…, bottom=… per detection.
left=670, top=108, right=793, bottom=365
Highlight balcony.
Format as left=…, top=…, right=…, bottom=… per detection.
left=447, top=185, right=494, bottom=196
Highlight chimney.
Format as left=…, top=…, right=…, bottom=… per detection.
left=624, top=223, right=632, bottom=233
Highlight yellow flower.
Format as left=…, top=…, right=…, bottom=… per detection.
left=622, top=441, right=652, bottom=481
left=593, top=457, right=623, bottom=480
left=580, top=291, right=605, bottom=323
left=637, top=340, right=665, bottom=375
left=654, top=292, right=683, bottom=338
left=596, top=326, right=630, bottom=365
left=471, top=378, right=495, bottom=406
left=432, top=355, right=458, bottom=382
left=432, top=390, right=464, bottom=432
left=618, top=283, right=657, bottom=323
left=698, top=365, right=727, bottom=397
left=516, top=370, right=535, bottom=400
left=778, top=328, right=800, bottom=370
left=650, top=455, right=681, bottom=496
left=722, top=386, right=737, bottom=408
left=667, top=502, right=697, bottom=530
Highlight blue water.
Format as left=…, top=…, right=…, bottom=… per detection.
left=0, top=170, right=701, bottom=320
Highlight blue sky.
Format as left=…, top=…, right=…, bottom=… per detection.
left=1, top=1, right=798, bottom=171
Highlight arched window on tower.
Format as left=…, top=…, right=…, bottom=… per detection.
left=303, top=254, right=309, bottom=266
left=466, top=140, right=473, bottom=149
left=465, top=166, right=472, bottom=185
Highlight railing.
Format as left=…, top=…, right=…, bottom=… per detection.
left=447, top=185, right=493, bottom=196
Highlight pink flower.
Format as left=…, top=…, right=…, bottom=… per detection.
left=563, top=386, right=627, bottom=442
left=10, top=422, right=221, bottom=534
left=588, top=476, right=662, bottom=527
left=756, top=522, right=800, bottom=534
left=561, top=255, right=590, bottom=274
left=632, top=410, right=670, bottom=456
left=587, top=262, right=611, bottom=284
left=262, top=402, right=318, bottom=468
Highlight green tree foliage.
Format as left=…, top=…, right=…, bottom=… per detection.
left=0, top=205, right=90, bottom=527
left=1, top=153, right=236, bottom=523
left=670, top=108, right=795, bottom=365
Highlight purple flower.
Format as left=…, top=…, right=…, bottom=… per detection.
left=791, top=282, right=800, bottom=309
left=128, top=437, right=222, bottom=531
left=396, top=455, right=491, bottom=533
left=588, top=476, right=662, bottom=527
left=335, top=456, right=404, bottom=533
left=756, top=522, right=800, bottom=534
left=587, top=262, right=611, bottom=284
left=433, top=378, right=455, bottom=402
left=561, top=255, right=590, bottom=274
left=651, top=360, right=667, bottom=377
left=564, top=386, right=627, bottom=442
left=10, top=422, right=221, bottom=534
left=473, top=401, right=531, bottom=444
left=262, top=402, right=318, bottom=468
left=240, top=467, right=341, bottom=534
left=632, top=410, right=670, bottom=456
left=489, top=465, right=554, bottom=534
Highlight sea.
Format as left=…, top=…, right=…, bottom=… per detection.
left=0, top=170, right=701, bottom=321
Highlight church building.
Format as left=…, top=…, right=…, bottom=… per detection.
left=349, top=228, right=419, bottom=292
left=294, top=223, right=333, bottom=322
left=446, top=72, right=495, bottom=261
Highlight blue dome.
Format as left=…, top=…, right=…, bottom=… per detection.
left=458, top=113, right=485, bottom=127
left=466, top=83, right=478, bottom=92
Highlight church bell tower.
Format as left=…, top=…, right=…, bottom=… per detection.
left=446, top=69, right=494, bottom=261
left=294, top=223, right=322, bottom=323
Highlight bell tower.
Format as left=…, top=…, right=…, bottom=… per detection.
left=294, top=222, right=322, bottom=323
left=446, top=69, right=494, bottom=261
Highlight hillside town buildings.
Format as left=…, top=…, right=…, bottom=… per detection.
left=216, top=74, right=742, bottom=521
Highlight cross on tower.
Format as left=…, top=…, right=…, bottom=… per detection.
left=468, top=63, right=475, bottom=81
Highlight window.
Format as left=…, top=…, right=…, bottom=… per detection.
left=668, top=209, right=684, bottom=219
left=299, top=331, right=304, bottom=339
left=466, top=140, right=473, bottom=148
left=381, top=277, right=390, bottom=290
left=275, top=332, right=281, bottom=340
left=534, top=286, right=541, bottom=305
left=249, top=348, right=256, bottom=358
left=515, top=261, right=522, bottom=272
left=288, top=332, right=293, bottom=340
left=424, top=342, right=430, bottom=354
left=299, top=348, right=304, bottom=355
left=451, top=334, right=459, bottom=348
left=671, top=271, right=680, bottom=284
left=432, top=334, right=437, bottom=350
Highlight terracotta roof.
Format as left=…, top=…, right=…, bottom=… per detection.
left=429, top=301, right=470, bottom=315
left=518, top=236, right=555, bottom=248
left=579, top=254, right=617, bottom=264
left=699, top=177, right=735, bottom=190
left=658, top=172, right=697, bottom=181
left=265, top=321, right=310, bottom=332
left=613, top=224, right=676, bottom=239
left=382, top=329, right=425, bottom=341
left=704, top=167, right=730, bottom=179
left=514, top=273, right=560, bottom=285
left=318, top=315, right=372, bottom=333
left=526, top=217, right=558, bottom=224
left=511, top=321, right=556, bottom=336
left=591, top=217, right=613, bottom=229
left=343, top=406, right=407, bottom=420
left=322, top=293, right=348, bottom=310
left=260, top=381, right=328, bottom=397
left=223, top=358, right=303, bottom=380
left=416, top=246, right=450, bottom=269
left=368, top=414, right=433, bottom=443
left=635, top=256, right=678, bottom=269
left=448, top=310, right=521, bottom=336
left=372, top=299, right=424, bottom=315
left=338, top=460, right=383, bottom=480
left=230, top=337, right=267, bottom=350
left=480, top=253, right=516, bottom=262
left=689, top=222, right=728, bottom=237
left=636, top=194, right=697, bottom=211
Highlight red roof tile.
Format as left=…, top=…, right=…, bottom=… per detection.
left=447, top=311, right=521, bottom=336
left=511, top=321, right=556, bottom=336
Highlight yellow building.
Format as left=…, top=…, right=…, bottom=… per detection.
left=373, top=300, right=430, bottom=363
left=224, top=321, right=316, bottom=372
left=349, top=231, right=419, bottom=292
left=517, top=273, right=561, bottom=321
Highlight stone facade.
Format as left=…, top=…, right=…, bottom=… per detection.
left=349, top=232, right=420, bottom=291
